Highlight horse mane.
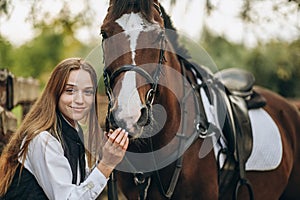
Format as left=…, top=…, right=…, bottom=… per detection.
left=159, top=4, right=191, bottom=61
left=109, top=0, right=154, bottom=22
left=160, top=4, right=211, bottom=79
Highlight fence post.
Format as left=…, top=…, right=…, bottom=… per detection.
left=0, top=69, right=39, bottom=153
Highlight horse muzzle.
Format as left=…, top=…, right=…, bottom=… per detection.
left=108, top=105, right=152, bottom=135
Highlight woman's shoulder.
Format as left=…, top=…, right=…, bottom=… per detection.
left=29, top=131, right=63, bottom=154
left=23, top=131, right=65, bottom=174
left=33, top=131, right=59, bottom=143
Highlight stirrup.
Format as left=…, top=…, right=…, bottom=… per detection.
left=234, top=178, right=254, bottom=200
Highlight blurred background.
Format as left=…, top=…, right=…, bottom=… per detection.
left=0, top=0, right=300, bottom=114
left=1, top=0, right=300, bottom=96
left=0, top=0, right=299, bottom=198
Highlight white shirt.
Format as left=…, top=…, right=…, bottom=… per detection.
left=20, top=131, right=107, bottom=200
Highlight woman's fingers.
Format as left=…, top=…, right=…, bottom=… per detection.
left=114, top=130, right=127, bottom=144
left=123, top=137, right=129, bottom=150
left=107, top=128, right=122, bottom=143
left=119, top=132, right=129, bottom=150
left=101, top=128, right=129, bottom=170
left=107, top=128, right=129, bottom=150
left=118, top=132, right=127, bottom=146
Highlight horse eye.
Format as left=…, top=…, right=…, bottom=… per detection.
left=101, top=30, right=108, bottom=39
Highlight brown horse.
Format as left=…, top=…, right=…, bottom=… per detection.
left=100, top=0, right=300, bottom=199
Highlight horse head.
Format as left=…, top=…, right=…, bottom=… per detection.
left=101, top=0, right=185, bottom=141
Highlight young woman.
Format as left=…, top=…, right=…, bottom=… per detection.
left=0, top=58, right=129, bottom=199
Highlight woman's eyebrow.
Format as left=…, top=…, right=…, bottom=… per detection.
left=65, top=83, right=76, bottom=87
left=65, top=83, right=94, bottom=89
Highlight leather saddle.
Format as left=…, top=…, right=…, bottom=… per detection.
left=183, top=61, right=265, bottom=199
left=214, top=68, right=266, bottom=199
left=215, top=68, right=266, bottom=109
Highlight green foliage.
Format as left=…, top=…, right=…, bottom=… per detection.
left=0, top=21, right=99, bottom=87
left=9, top=31, right=64, bottom=78
left=201, top=32, right=248, bottom=71
left=246, top=41, right=299, bottom=97
left=199, top=30, right=300, bottom=97
left=0, top=36, right=13, bottom=68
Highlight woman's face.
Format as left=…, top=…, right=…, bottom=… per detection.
left=58, top=69, right=95, bottom=126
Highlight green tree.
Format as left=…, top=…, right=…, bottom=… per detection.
left=0, top=35, right=13, bottom=68
left=2, top=3, right=97, bottom=83
left=198, top=29, right=300, bottom=97
left=9, top=31, right=64, bottom=78
left=201, top=29, right=248, bottom=71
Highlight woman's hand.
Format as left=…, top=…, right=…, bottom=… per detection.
left=97, top=128, right=129, bottom=178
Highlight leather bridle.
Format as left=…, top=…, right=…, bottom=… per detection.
left=102, top=30, right=167, bottom=129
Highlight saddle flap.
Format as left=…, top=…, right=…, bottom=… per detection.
left=215, top=68, right=255, bottom=97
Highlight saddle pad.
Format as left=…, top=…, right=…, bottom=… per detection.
left=196, top=78, right=282, bottom=171
left=212, top=108, right=282, bottom=171
left=246, top=108, right=282, bottom=171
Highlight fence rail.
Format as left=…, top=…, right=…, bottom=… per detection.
left=0, top=69, right=39, bottom=153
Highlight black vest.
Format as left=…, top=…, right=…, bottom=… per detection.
left=1, top=165, right=48, bottom=200
left=1, top=113, right=86, bottom=199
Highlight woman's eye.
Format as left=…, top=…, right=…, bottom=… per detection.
left=64, top=88, right=94, bottom=96
left=65, top=88, right=76, bottom=94
left=84, top=90, right=95, bottom=96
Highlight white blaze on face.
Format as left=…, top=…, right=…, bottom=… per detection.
left=114, top=12, right=160, bottom=130
left=116, top=12, right=159, bottom=65
left=116, top=71, right=142, bottom=130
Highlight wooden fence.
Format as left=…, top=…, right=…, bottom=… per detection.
left=0, top=69, right=39, bottom=153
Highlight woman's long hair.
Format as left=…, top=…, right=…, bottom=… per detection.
left=0, top=58, right=101, bottom=195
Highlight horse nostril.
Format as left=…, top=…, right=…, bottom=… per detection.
left=137, top=106, right=151, bottom=127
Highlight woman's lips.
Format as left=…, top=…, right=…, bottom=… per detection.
left=70, top=106, right=86, bottom=112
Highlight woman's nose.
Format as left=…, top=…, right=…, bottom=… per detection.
left=74, top=91, right=84, bottom=103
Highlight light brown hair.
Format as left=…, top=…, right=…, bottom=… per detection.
left=0, top=58, right=101, bottom=195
